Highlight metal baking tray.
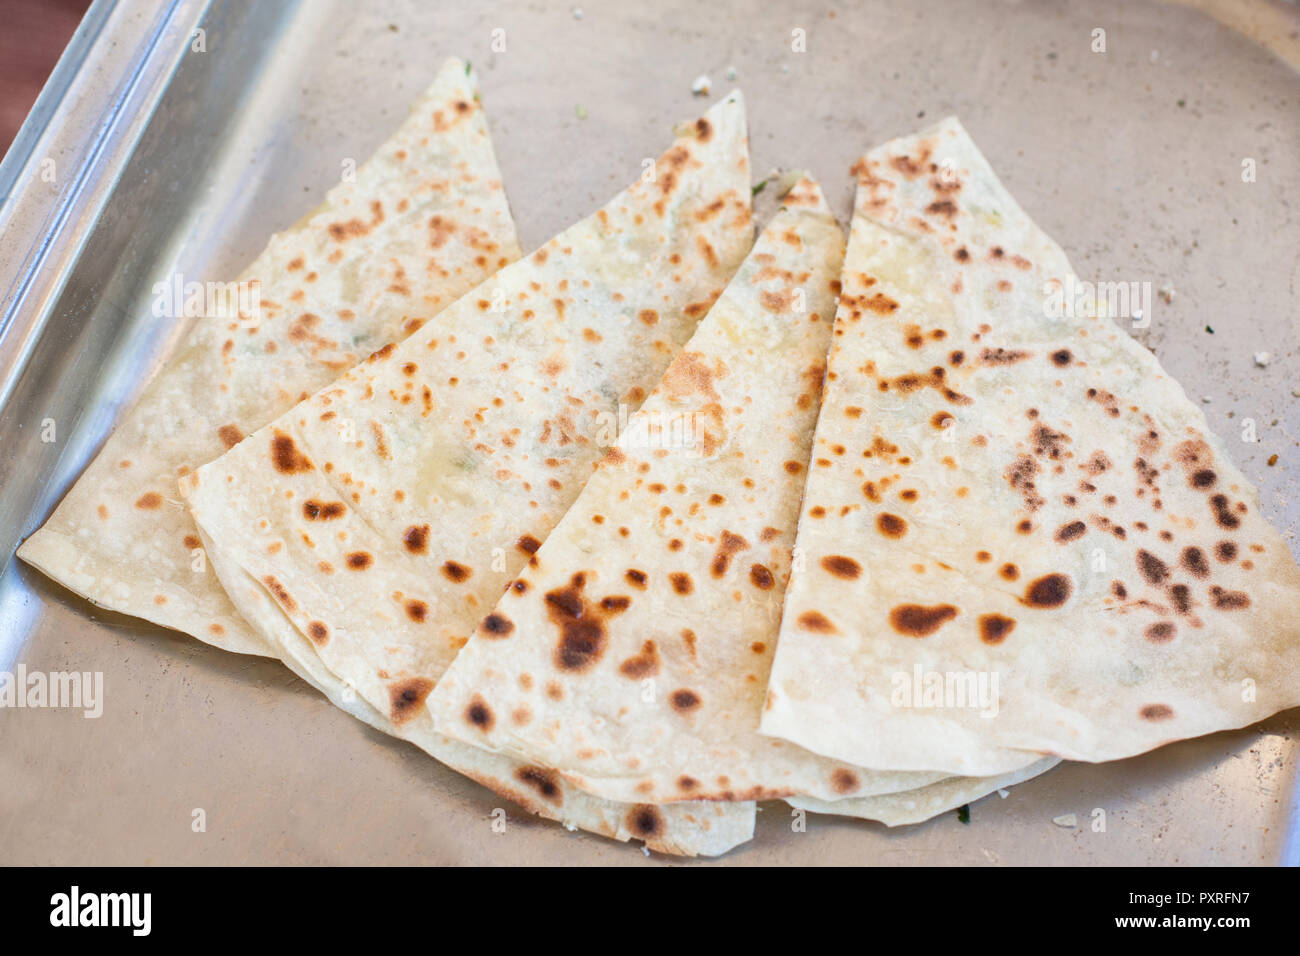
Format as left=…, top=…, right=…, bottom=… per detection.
left=1, top=0, right=1297, bottom=865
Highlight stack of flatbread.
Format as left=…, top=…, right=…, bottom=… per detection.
left=20, top=59, right=1300, bottom=856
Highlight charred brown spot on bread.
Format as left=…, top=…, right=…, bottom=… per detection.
left=218, top=424, right=245, bottom=449
left=1145, top=621, right=1176, bottom=643
left=1085, top=387, right=1121, bottom=418
left=1189, top=468, right=1217, bottom=489
left=271, top=429, right=313, bottom=474
left=669, top=572, right=694, bottom=595
left=1055, top=520, right=1086, bottom=543
left=659, top=351, right=725, bottom=405
left=1169, top=584, right=1192, bottom=614
left=345, top=551, right=373, bottom=570
left=749, top=564, right=775, bottom=589
left=926, top=199, right=958, bottom=218
left=1006, top=454, right=1044, bottom=511
left=262, top=575, right=296, bottom=611
left=677, top=775, right=699, bottom=792
left=861, top=292, right=899, bottom=314
left=797, top=610, right=837, bottom=634
left=1140, top=704, right=1173, bottom=721
left=329, top=219, right=369, bottom=241
left=759, top=289, right=797, bottom=314
left=429, top=215, right=457, bottom=249
left=514, top=766, right=562, bottom=804
left=441, top=561, right=471, bottom=583
left=831, top=769, right=859, bottom=794
left=1023, top=573, right=1072, bottom=608
left=821, top=555, right=862, bottom=579
left=931, top=411, right=955, bottom=430
left=546, top=573, right=625, bottom=673
left=876, top=513, right=907, bottom=538
left=1031, top=423, right=1071, bottom=461
left=709, top=531, right=749, bottom=578
left=401, top=524, right=429, bottom=553
left=999, top=563, right=1020, bottom=582
left=954, top=246, right=971, bottom=262
left=1208, top=494, right=1240, bottom=529
left=1082, top=450, right=1112, bottom=475
left=134, top=492, right=163, bottom=510
left=980, top=347, right=1031, bottom=366
left=889, top=604, right=958, bottom=637
left=307, top=621, right=329, bottom=645
left=388, top=677, right=434, bottom=724
left=1180, top=547, right=1209, bottom=579
left=483, top=613, right=514, bottom=637
left=874, top=366, right=970, bottom=404
left=1134, top=457, right=1160, bottom=495
left=1214, top=541, right=1237, bottom=562
left=619, top=640, right=661, bottom=679
left=1209, top=586, right=1250, bottom=610
left=1111, top=580, right=1128, bottom=600
left=630, top=307, right=659, bottom=328
left=1050, top=349, right=1073, bottom=367
left=627, top=804, right=664, bottom=839
left=670, top=689, right=701, bottom=714
left=465, top=694, right=494, bottom=731
left=516, top=534, right=542, bottom=554
left=890, top=148, right=932, bottom=179
left=183, top=535, right=201, bottom=549
left=1136, top=549, right=1169, bottom=587
left=978, top=613, right=1016, bottom=644
left=625, top=568, right=648, bottom=589
left=404, top=599, right=428, bottom=622
left=302, top=499, right=346, bottom=521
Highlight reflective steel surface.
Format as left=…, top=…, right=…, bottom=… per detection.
left=0, top=0, right=1297, bottom=865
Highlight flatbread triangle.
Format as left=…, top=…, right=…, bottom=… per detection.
left=183, top=92, right=760, bottom=854
left=20, top=58, right=521, bottom=656
left=761, top=117, right=1300, bottom=776
left=426, top=176, right=963, bottom=805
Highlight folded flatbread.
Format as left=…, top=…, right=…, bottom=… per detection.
left=788, top=757, right=1060, bottom=827
left=203, top=525, right=751, bottom=855
left=761, top=117, right=1300, bottom=776
left=183, top=93, right=758, bottom=854
left=19, top=58, right=520, bottom=656
left=427, top=176, right=958, bottom=805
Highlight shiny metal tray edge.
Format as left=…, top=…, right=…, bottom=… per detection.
left=0, top=0, right=1297, bottom=866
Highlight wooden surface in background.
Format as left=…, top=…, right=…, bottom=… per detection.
left=0, top=0, right=92, bottom=157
